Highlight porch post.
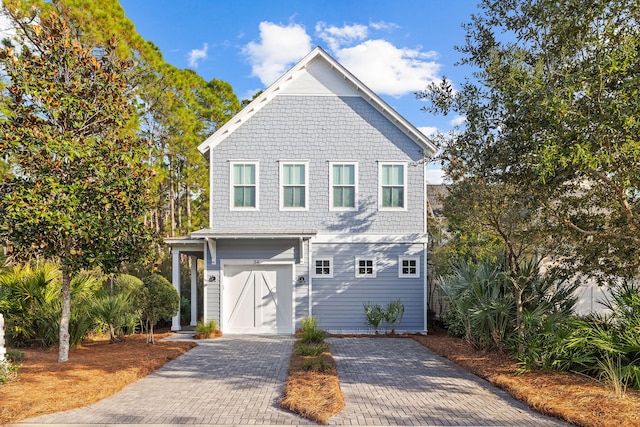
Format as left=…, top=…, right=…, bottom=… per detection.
left=190, top=255, right=198, bottom=326
left=171, top=249, right=181, bottom=331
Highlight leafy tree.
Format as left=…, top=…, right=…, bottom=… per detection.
left=0, top=4, right=157, bottom=361
left=134, top=274, right=179, bottom=345
left=421, top=0, right=640, bottom=284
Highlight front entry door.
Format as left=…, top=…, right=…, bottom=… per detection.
left=223, top=264, right=293, bottom=333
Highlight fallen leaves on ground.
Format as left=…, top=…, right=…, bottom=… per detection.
left=414, top=328, right=640, bottom=427
left=0, top=332, right=196, bottom=425
left=280, top=346, right=345, bottom=424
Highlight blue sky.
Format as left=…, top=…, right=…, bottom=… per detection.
left=119, top=0, right=482, bottom=184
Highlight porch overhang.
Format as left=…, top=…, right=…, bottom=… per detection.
left=190, top=227, right=318, bottom=240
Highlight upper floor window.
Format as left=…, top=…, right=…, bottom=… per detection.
left=280, top=161, right=308, bottom=210
left=330, top=162, right=357, bottom=210
left=379, top=162, right=407, bottom=210
left=230, top=161, right=258, bottom=210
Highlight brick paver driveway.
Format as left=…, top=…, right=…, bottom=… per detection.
left=19, top=334, right=569, bottom=426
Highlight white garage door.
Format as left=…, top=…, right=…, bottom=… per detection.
left=222, top=264, right=293, bottom=334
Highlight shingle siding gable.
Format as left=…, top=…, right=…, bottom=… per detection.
left=211, top=95, right=425, bottom=234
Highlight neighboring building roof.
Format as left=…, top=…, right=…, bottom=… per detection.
left=427, top=184, right=449, bottom=218
left=198, top=46, right=438, bottom=158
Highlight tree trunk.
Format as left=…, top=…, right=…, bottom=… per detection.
left=177, top=159, right=182, bottom=233
left=58, top=269, right=72, bottom=362
left=186, top=181, right=192, bottom=230
left=169, top=154, right=176, bottom=237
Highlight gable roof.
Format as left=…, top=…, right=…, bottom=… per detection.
left=198, top=46, right=438, bottom=157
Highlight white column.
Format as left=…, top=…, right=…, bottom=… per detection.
left=171, top=249, right=181, bottom=331
left=190, top=255, right=198, bottom=326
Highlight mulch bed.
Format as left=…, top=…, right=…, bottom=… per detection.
left=0, top=332, right=196, bottom=425
left=414, top=328, right=640, bottom=427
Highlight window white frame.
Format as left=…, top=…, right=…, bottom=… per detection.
left=355, top=257, right=376, bottom=278
left=279, top=161, right=309, bottom=211
left=378, top=161, right=408, bottom=211
left=398, top=256, right=420, bottom=278
left=312, top=257, right=333, bottom=278
left=230, top=161, right=259, bottom=210
left=329, top=161, right=358, bottom=211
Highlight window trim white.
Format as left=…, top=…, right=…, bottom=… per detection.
left=398, top=256, right=420, bottom=278
left=329, top=161, right=358, bottom=211
left=311, top=257, right=334, bottom=278
left=355, top=257, right=377, bottom=278
left=279, top=160, right=309, bottom=211
left=229, top=161, right=259, bottom=211
left=378, top=161, right=408, bottom=211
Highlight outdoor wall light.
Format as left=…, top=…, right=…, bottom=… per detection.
left=208, top=275, right=217, bottom=283
left=297, top=276, right=306, bottom=284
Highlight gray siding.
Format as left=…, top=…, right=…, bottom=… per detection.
left=311, top=243, right=425, bottom=332
left=211, top=96, right=426, bottom=234
left=204, top=239, right=310, bottom=327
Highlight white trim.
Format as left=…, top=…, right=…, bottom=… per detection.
left=279, top=160, right=309, bottom=211
left=355, top=257, right=376, bottom=278
left=311, top=256, right=334, bottom=278
left=378, top=161, right=408, bottom=211
left=329, top=161, right=358, bottom=211
left=229, top=161, right=259, bottom=211
left=209, top=148, right=214, bottom=227
left=203, top=241, right=209, bottom=324
left=423, top=242, right=428, bottom=333
left=313, top=233, right=428, bottom=244
left=206, top=239, right=217, bottom=265
left=197, top=47, right=437, bottom=158
left=308, top=239, right=313, bottom=318
left=398, top=256, right=420, bottom=278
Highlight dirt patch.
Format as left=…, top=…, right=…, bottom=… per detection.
left=280, top=344, right=345, bottom=424
left=0, top=332, right=196, bottom=425
left=414, top=328, right=640, bottom=427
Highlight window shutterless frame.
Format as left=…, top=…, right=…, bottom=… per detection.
left=378, top=161, right=408, bottom=211
left=312, top=257, right=333, bottom=278
left=329, top=161, right=358, bottom=211
left=279, top=161, right=309, bottom=210
left=398, top=256, right=420, bottom=278
left=355, top=257, right=376, bottom=278
left=229, top=161, right=259, bottom=210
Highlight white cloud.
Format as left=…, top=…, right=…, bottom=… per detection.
left=315, top=22, right=368, bottom=51
left=418, top=126, right=439, bottom=137
left=450, top=115, right=467, bottom=126
left=242, top=21, right=312, bottom=86
left=334, top=39, right=441, bottom=97
left=187, top=43, right=208, bottom=68
left=369, top=20, right=400, bottom=32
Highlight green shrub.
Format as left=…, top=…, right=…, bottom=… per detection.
left=363, top=302, right=384, bottom=333
left=301, top=357, right=331, bottom=372
left=296, top=341, right=328, bottom=356
left=195, top=320, right=219, bottom=335
left=0, top=360, right=19, bottom=384
left=6, top=349, right=24, bottom=362
left=134, top=274, right=180, bottom=345
left=300, top=315, right=325, bottom=344
left=384, top=299, right=405, bottom=333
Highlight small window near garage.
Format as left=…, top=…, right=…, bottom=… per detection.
left=355, top=257, right=376, bottom=278
left=398, top=256, right=420, bottom=278
left=312, top=258, right=333, bottom=278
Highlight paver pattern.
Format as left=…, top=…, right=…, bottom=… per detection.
left=328, top=337, right=568, bottom=426
left=20, top=335, right=309, bottom=426
left=19, top=334, right=570, bottom=426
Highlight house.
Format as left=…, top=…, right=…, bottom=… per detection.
left=167, top=47, right=437, bottom=334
